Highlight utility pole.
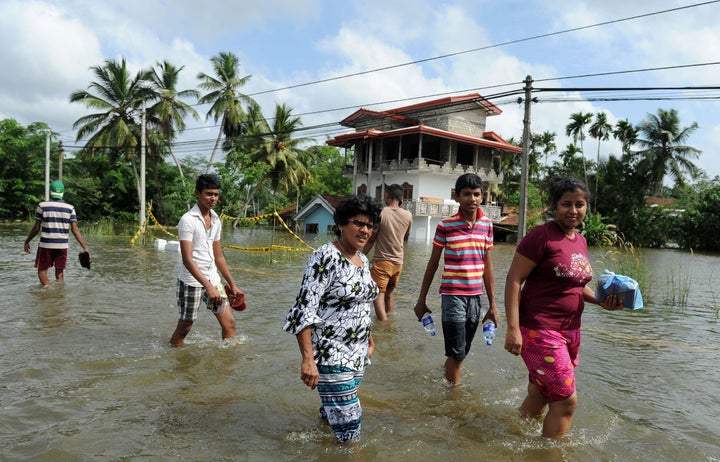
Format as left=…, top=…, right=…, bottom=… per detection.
left=140, top=100, right=146, bottom=229
left=517, top=75, right=533, bottom=243
left=58, top=141, right=64, bottom=181
left=44, top=129, right=51, bottom=200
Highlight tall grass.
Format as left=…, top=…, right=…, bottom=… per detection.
left=662, top=249, right=693, bottom=311
left=81, top=218, right=138, bottom=238
left=596, top=236, right=695, bottom=310
left=596, top=236, right=651, bottom=303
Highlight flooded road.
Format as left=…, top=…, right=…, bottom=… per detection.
left=1, top=224, right=719, bottom=461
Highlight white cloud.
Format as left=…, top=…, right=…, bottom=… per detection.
left=0, top=0, right=102, bottom=127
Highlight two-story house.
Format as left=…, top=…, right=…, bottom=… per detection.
left=326, top=93, right=521, bottom=241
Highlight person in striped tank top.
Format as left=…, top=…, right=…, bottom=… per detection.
left=414, top=173, right=499, bottom=386
left=24, top=180, right=90, bottom=286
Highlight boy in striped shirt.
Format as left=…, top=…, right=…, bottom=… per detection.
left=414, top=173, right=499, bottom=385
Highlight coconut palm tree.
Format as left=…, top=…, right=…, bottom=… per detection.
left=253, top=103, right=314, bottom=192
left=613, top=118, right=638, bottom=157
left=635, top=108, right=701, bottom=196
left=147, top=60, right=200, bottom=185
left=69, top=58, right=155, bottom=204
left=197, top=51, right=255, bottom=173
left=535, top=130, right=557, bottom=169
left=565, top=112, right=593, bottom=183
left=589, top=112, right=612, bottom=211
left=558, top=143, right=585, bottom=175
left=233, top=102, right=315, bottom=214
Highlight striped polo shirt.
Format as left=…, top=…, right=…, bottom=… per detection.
left=35, top=199, right=77, bottom=250
left=433, top=210, right=494, bottom=296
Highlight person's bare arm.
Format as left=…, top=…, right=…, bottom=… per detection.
left=414, top=245, right=443, bottom=320
left=213, top=240, right=245, bottom=302
left=70, top=221, right=89, bottom=253
left=296, top=327, right=319, bottom=389
left=482, top=248, right=499, bottom=326
left=504, top=252, right=536, bottom=355
left=24, top=221, right=41, bottom=253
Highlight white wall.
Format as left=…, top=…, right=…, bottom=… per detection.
left=368, top=172, right=456, bottom=201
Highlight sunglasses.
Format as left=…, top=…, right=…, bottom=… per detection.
left=348, top=219, right=376, bottom=231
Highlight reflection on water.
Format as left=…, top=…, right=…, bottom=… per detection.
left=1, top=225, right=719, bottom=461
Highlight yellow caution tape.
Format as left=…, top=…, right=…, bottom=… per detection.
left=136, top=204, right=316, bottom=254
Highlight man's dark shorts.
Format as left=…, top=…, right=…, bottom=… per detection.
left=35, top=247, right=68, bottom=270
left=441, top=294, right=482, bottom=361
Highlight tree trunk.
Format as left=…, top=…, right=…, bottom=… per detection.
left=205, top=123, right=224, bottom=173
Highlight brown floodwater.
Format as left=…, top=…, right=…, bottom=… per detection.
left=1, top=224, right=719, bottom=461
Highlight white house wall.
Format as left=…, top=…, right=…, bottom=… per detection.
left=365, top=172, right=459, bottom=242
left=367, top=172, right=456, bottom=202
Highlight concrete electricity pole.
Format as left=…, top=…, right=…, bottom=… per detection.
left=140, top=100, right=146, bottom=228
left=44, top=129, right=51, bottom=201
left=517, top=75, right=533, bottom=243
left=58, top=141, right=64, bottom=181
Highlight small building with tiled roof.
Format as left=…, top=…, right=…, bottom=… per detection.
left=294, top=194, right=345, bottom=235
left=327, top=93, right=521, bottom=241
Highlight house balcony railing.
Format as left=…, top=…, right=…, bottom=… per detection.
left=404, top=199, right=503, bottom=223
left=343, top=158, right=503, bottom=183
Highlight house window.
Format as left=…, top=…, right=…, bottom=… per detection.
left=305, top=223, right=319, bottom=234
left=375, top=184, right=385, bottom=201
left=456, top=143, right=474, bottom=167
left=402, top=182, right=413, bottom=201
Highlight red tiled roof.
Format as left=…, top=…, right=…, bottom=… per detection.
left=276, top=204, right=297, bottom=216
left=321, top=194, right=345, bottom=209
left=328, top=124, right=521, bottom=153
left=338, top=93, right=501, bottom=127
left=645, top=197, right=675, bottom=207
left=388, top=93, right=501, bottom=116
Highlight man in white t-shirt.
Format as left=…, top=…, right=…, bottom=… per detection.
left=170, top=174, right=246, bottom=346
left=363, top=184, right=413, bottom=320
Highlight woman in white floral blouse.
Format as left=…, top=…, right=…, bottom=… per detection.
left=284, top=195, right=382, bottom=444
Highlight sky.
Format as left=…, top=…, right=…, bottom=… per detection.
left=2, top=0, right=719, bottom=180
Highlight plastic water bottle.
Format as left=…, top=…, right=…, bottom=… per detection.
left=422, top=314, right=436, bottom=336
left=482, top=321, right=496, bottom=346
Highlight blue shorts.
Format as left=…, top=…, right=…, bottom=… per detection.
left=441, top=294, right=482, bottom=361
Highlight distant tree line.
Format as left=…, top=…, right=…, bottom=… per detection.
left=497, top=109, right=720, bottom=250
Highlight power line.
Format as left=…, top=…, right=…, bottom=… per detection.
left=534, top=62, right=720, bottom=83
left=243, top=1, right=720, bottom=97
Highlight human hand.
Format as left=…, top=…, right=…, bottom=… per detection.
left=300, top=359, right=319, bottom=389
left=413, top=300, right=431, bottom=321
left=367, top=335, right=375, bottom=359
left=225, top=284, right=247, bottom=311
left=504, top=326, right=523, bottom=356
left=600, top=294, right=624, bottom=311
left=206, top=285, right=223, bottom=307
left=483, top=304, right=501, bottom=328
left=23, top=242, right=31, bottom=254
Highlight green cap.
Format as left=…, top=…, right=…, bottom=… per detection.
left=50, top=180, right=64, bottom=199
